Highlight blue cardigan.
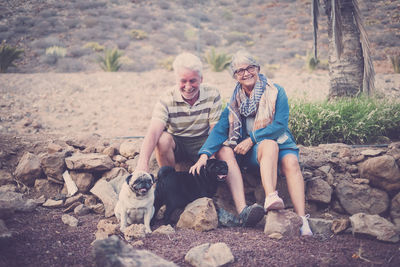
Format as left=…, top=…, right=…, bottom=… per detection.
left=198, top=83, right=298, bottom=157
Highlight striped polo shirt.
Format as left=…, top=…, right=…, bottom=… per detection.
left=152, top=84, right=222, bottom=137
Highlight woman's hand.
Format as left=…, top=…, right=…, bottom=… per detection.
left=189, top=154, right=208, bottom=175
left=234, top=137, right=254, bottom=155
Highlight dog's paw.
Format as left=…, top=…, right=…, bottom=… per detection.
left=145, top=228, right=152, bottom=234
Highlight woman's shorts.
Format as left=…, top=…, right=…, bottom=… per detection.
left=240, top=141, right=299, bottom=171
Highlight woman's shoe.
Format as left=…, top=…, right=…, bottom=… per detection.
left=300, top=214, right=313, bottom=236
left=264, top=191, right=285, bottom=212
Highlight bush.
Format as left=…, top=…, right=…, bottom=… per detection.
left=0, top=41, right=23, bottom=73
left=98, top=48, right=122, bottom=72
left=45, top=46, right=67, bottom=58
left=289, top=96, right=400, bottom=146
left=83, top=42, right=105, bottom=52
left=158, top=56, right=174, bottom=71
left=204, top=48, right=231, bottom=72
left=129, top=29, right=147, bottom=40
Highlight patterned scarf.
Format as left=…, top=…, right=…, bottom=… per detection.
left=225, top=74, right=278, bottom=147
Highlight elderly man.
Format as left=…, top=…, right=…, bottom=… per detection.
left=135, top=52, right=222, bottom=172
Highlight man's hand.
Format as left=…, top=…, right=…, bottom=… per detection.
left=189, top=154, right=208, bottom=175
left=234, top=137, right=253, bottom=155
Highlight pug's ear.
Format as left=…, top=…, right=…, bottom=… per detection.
left=150, top=174, right=156, bottom=183
left=125, top=174, right=132, bottom=184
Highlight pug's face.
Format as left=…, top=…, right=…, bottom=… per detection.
left=126, top=171, right=155, bottom=197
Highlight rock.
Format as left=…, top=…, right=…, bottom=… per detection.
left=34, top=178, right=63, bottom=198
left=331, top=218, right=350, bottom=234
left=360, top=149, right=384, bottom=156
left=92, top=235, right=177, bottom=267
left=65, top=133, right=102, bottom=150
left=90, top=180, right=118, bottom=217
left=64, top=193, right=84, bottom=207
left=268, top=233, right=283, bottom=240
left=152, top=225, right=175, bottom=235
left=390, top=192, right=400, bottom=232
left=176, top=197, right=218, bottom=232
left=335, top=180, right=389, bottom=215
left=101, top=167, right=129, bottom=182
left=43, top=199, right=64, bottom=208
left=264, top=210, right=302, bottom=237
left=61, top=214, right=79, bottom=227
left=0, top=191, right=37, bottom=218
left=63, top=202, right=81, bottom=213
left=94, top=219, right=120, bottom=242
left=359, top=155, right=400, bottom=192
left=14, top=152, right=42, bottom=186
left=69, top=171, right=94, bottom=193
left=124, top=224, right=146, bottom=241
left=306, top=178, right=332, bottom=204
left=185, top=242, right=234, bottom=267
left=40, top=151, right=67, bottom=182
left=47, top=142, right=63, bottom=153
left=65, top=153, right=114, bottom=172
left=62, top=170, right=78, bottom=196
left=308, top=218, right=333, bottom=235
left=0, top=169, right=13, bottom=186
left=102, top=146, right=116, bottom=157
left=350, top=213, right=399, bottom=243
left=74, top=204, right=91, bottom=216
left=119, top=140, right=141, bottom=158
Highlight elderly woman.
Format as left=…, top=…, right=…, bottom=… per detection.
left=190, top=50, right=312, bottom=235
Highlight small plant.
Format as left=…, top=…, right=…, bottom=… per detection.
left=83, top=42, right=105, bottom=52
left=98, top=48, right=122, bottom=72
left=390, top=55, right=400, bottom=73
left=158, top=56, right=174, bottom=71
left=306, top=51, right=319, bottom=71
left=205, top=48, right=231, bottom=72
left=45, top=46, right=67, bottom=58
left=129, top=29, right=147, bottom=40
left=0, top=41, right=24, bottom=73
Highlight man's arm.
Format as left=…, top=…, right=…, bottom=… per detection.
left=135, top=119, right=166, bottom=172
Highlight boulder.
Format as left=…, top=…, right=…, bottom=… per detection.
left=70, top=171, right=94, bottom=193
left=306, top=178, right=333, bottom=204
left=350, top=213, right=399, bottom=243
left=264, top=210, right=302, bottom=237
left=335, top=180, right=389, bottom=215
left=119, top=140, right=141, bottom=158
left=185, top=242, right=234, bottom=267
left=14, top=152, right=42, bottom=186
left=40, top=151, right=67, bottom=182
left=359, top=155, right=400, bottom=192
left=177, top=197, right=218, bottom=232
left=92, top=235, right=177, bottom=267
left=65, top=153, right=114, bottom=172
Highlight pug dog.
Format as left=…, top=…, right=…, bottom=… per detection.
left=114, top=171, right=155, bottom=233
left=153, top=159, right=228, bottom=225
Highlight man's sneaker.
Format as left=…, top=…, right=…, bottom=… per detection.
left=264, top=191, right=285, bottom=212
left=300, top=214, right=313, bottom=236
left=217, top=208, right=241, bottom=227
left=239, top=203, right=265, bottom=227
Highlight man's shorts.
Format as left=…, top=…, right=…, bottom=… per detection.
left=172, top=134, right=208, bottom=163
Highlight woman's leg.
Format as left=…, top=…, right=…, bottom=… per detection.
left=257, top=140, right=279, bottom=195
left=155, top=132, right=176, bottom=167
left=280, top=154, right=305, bottom=216
left=216, top=146, right=246, bottom=214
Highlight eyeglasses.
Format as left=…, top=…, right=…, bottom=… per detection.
left=234, top=65, right=258, bottom=77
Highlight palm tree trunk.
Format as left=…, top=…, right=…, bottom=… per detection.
left=324, top=0, right=364, bottom=99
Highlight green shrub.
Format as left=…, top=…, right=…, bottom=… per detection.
left=158, top=56, right=174, bottom=71
left=390, top=55, right=400, bottom=73
left=129, top=29, right=147, bottom=40
left=289, top=96, right=400, bottom=146
left=83, top=42, right=105, bottom=52
left=0, top=41, right=24, bottom=73
left=98, top=48, right=122, bottom=72
left=204, top=48, right=231, bottom=72
left=45, top=46, right=67, bottom=58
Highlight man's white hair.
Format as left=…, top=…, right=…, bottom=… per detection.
left=173, top=52, right=203, bottom=77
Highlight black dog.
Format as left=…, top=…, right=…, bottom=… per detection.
left=153, top=159, right=228, bottom=225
